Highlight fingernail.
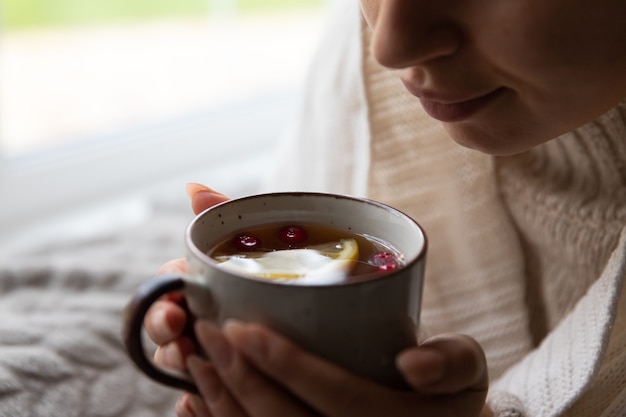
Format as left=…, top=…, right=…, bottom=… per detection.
left=150, top=307, right=173, bottom=342
left=196, top=321, right=232, bottom=370
left=188, top=393, right=211, bottom=412
left=157, top=258, right=187, bottom=275
left=176, top=394, right=196, bottom=417
left=159, top=342, right=183, bottom=370
left=186, top=183, right=219, bottom=198
left=187, top=356, right=222, bottom=403
left=224, top=320, right=267, bottom=362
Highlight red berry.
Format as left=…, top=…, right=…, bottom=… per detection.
left=279, top=225, right=308, bottom=245
left=368, top=251, right=400, bottom=272
left=234, top=234, right=261, bottom=251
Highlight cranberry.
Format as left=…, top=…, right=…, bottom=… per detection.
left=233, top=234, right=261, bottom=251
left=368, top=251, right=400, bottom=272
left=278, top=225, right=308, bottom=245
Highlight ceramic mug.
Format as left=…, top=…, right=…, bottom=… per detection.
left=123, top=192, right=427, bottom=392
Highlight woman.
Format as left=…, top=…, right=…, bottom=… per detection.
left=145, top=1, right=626, bottom=416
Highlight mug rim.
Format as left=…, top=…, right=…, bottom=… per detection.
left=185, top=191, right=428, bottom=287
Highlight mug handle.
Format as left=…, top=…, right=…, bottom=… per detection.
left=122, top=275, right=200, bottom=394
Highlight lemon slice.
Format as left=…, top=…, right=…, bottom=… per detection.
left=214, top=239, right=359, bottom=284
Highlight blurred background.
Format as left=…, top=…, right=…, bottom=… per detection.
left=0, top=0, right=332, bottom=245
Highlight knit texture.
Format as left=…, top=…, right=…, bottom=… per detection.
left=497, top=103, right=626, bottom=341
left=0, top=210, right=189, bottom=417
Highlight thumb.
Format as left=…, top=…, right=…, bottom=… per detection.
left=185, top=183, right=230, bottom=215
left=397, top=333, right=488, bottom=394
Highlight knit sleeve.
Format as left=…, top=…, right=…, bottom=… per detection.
left=490, top=228, right=626, bottom=417
left=487, top=280, right=626, bottom=417
left=560, top=278, right=626, bottom=416
left=487, top=391, right=525, bottom=417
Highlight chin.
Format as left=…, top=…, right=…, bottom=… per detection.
left=442, top=123, right=548, bottom=156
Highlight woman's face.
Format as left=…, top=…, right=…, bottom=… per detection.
left=360, top=0, right=626, bottom=155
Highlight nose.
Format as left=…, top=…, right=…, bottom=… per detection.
left=369, top=1, right=462, bottom=69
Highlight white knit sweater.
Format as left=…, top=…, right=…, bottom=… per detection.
left=266, top=2, right=626, bottom=416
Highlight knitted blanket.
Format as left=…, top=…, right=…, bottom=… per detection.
left=0, top=205, right=193, bottom=417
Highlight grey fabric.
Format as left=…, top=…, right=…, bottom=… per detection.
left=0, top=206, right=190, bottom=417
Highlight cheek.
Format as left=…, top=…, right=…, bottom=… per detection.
left=494, top=26, right=626, bottom=134
left=485, top=8, right=568, bottom=79
left=489, top=1, right=626, bottom=88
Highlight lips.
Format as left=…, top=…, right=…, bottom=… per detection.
left=401, top=80, right=504, bottom=122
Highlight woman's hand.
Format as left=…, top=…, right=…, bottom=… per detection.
left=182, top=320, right=491, bottom=417
left=143, top=183, right=230, bottom=411
left=146, top=183, right=230, bottom=367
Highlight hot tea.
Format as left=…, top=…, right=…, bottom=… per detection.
left=208, top=222, right=405, bottom=285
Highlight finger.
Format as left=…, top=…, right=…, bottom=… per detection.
left=397, top=333, right=488, bottom=394
left=223, top=320, right=394, bottom=417
left=194, top=321, right=317, bottom=417
left=175, top=394, right=194, bottom=417
left=154, top=336, right=198, bottom=371
left=176, top=393, right=213, bottom=417
left=156, top=258, right=188, bottom=275
left=186, top=183, right=229, bottom=215
left=226, top=322, right=488, bottom=417
left=145, top=300, right=188, bottom=346
left=187, top=355, right=249, bottom=417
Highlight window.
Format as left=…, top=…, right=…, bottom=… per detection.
left=0, top=0, right=330, bottom=241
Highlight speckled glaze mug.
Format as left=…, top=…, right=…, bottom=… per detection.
left=123, top=192, right=427, bottom=392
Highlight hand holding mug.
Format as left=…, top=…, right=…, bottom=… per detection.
left=144, top=184, right=230, bottom=373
